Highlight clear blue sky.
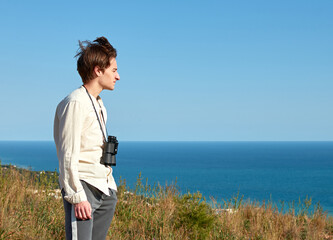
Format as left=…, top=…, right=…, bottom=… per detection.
left=0, top=1, right=332, bottom=141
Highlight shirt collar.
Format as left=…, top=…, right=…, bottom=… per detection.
left=80, top=85, right=104, bottom=107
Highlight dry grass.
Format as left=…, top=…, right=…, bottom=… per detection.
left=1, top=165, right=332, bottom=240
left=0, top=165, right=64, bottom=239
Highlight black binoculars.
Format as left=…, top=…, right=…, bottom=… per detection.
left=101, top=136, right=118, bottom=166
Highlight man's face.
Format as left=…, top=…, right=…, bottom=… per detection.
left=98, top=58, right=120, bottom=90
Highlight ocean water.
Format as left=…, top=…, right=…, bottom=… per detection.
left=0, top=141, right=332, bottom=215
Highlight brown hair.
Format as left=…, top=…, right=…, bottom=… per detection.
left=75, top=36, right=117, bottom=83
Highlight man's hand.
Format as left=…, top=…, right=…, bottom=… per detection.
left=74, top=201, right=92, bottom=220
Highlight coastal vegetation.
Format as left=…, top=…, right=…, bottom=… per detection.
left=0, top=164, right=332, bottom=239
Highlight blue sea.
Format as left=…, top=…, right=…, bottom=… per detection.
left=0, top=141, right=332, bottom=215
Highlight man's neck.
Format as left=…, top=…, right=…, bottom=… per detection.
left=83, top=81, right=102, bottom=99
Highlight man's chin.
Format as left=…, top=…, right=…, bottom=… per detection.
left=104, top=87, right=115, bottom=91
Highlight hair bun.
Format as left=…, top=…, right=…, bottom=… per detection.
left=94, top=37, right=111, bottom=48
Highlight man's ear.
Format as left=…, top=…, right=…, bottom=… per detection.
left=94, top=66, right=103, bottom=76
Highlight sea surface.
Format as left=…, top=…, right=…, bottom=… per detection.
left=0, top=141, right=332, bottom=215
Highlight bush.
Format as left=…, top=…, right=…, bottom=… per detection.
left=173, top=192, right=216, bottom=239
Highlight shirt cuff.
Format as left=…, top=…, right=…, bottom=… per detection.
left=63, top=189, right=87, bottom=204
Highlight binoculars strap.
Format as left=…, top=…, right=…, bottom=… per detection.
left=83, top=85, right=108, bottom=142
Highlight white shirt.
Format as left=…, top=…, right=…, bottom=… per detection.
left=54, top=86, right=117, bottom=204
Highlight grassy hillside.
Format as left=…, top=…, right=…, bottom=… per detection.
left=0, top=164, right=332, bottom=239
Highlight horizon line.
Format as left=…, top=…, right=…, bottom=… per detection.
left=0, top=140, right=333, bottom=142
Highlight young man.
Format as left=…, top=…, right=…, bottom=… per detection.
left=54, top=36, right=120, bottom=240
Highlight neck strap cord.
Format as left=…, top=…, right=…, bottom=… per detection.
left=83, top=86, right=108, bottom=142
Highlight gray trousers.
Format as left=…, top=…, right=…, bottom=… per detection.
left=62, top=181, right=117, bottom=240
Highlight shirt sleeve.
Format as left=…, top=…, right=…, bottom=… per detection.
left=56, top=100, right=87, bottom=204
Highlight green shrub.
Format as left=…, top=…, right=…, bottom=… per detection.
left=173, top=192, right=216, bottom=239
